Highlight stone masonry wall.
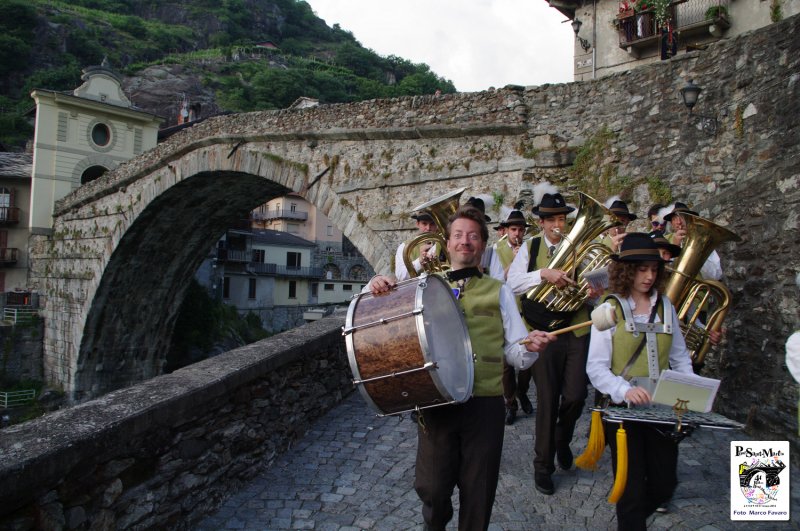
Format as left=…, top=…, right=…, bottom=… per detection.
left=0, top=322, right=44, bottom=382
left=0, top=316, right=351, bottom=530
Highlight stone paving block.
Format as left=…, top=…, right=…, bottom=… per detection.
left=196, top=394, right=800, bottom=531
left=223, top=517, right=244, bottom=529
left=291, top=518, right=314, bottom=529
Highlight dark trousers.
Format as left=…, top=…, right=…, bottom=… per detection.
left=502, top=359, right=531, bottom=410
left=604, top=421, right=679, bottom=531
left=531, top=332, right=588, bottom=477
left=414, top=396, right=505, bottom=531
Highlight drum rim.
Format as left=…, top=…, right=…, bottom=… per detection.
left=344, top=288, right=384, bottom=415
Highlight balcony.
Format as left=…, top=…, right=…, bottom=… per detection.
left=248, top=262, right=323, bottom=278
left=0, top=207, right=20, bottom=225
left=216, top=248, right=249, bottom=262
left=616, top=0, right=730, bottom=51
left=254, top=209, right=309, bottom=222
left=0, top=248, right=18, bottom=265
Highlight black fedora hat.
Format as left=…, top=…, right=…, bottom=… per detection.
left=532, top=193, right=575, bottom=217
left=611, top=232, right=667, bottom=262
left=649, top=230, right=681, bottom=258
left=663, top=201, right=699, bottom=222
left=411, top=210, right=434, bottom=222
left=466, top=197, right=492, bottom=222
left=609, top=200, right=638, bottom=221
left=501, top=210, right=531, bottom=227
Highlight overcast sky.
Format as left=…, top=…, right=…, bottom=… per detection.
left=304, top=0, right=575, bottom=93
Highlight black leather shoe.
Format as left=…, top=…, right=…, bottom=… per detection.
left=519, top=394, right=533, bottom=415
left=505, top=408, right=516, bottom=425
left=534, top=474, right=554, bottom=495
left=557, top=446, right=574, bottom=470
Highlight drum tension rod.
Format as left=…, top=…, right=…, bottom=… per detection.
left=352, top=362, right=438, bottom=386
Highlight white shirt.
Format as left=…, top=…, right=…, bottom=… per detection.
left=700, top=250, right=723, bottom=281
left=506, top=234, right=560, bottom=295
left=498, top=282, right=538, bottom=369
left=394, top=241, right=438, bottom=281
left=586, top=291, right=694, bottom=404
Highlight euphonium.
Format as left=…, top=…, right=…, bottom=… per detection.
left=402, top=187, right=465, bottom=278
left=523, top=192, right=620, bottom=330
left=664, top=212, right=741, bottom=367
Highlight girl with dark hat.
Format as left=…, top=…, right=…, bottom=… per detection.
left=584, top=233, right=694, bottom=530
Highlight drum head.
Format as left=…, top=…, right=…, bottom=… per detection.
left=417, top=275, right=474, bottom=403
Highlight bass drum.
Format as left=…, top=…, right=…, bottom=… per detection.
left=344, top=274, right=474, bottom=416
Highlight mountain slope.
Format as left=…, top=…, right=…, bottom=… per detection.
left=0, top=0, right=456, bottom=148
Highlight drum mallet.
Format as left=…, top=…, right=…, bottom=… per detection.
left=520, top=303, right=616, bottom=343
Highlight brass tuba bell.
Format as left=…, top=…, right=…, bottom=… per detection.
left=402, top=187, right=465, bottom=278
left=523, top=192, right=620, bottom=330
left=664, top=212, right=741, bottom=367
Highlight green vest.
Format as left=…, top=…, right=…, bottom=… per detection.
left=448, top=274, right=505, bottom=397
left=495, top=241, right=516, bottom=270
left=608, top=296, right=673, bottom=378
left=531, top=238, right=590, bottom=337
left=495, top=241, right=527, bottom=319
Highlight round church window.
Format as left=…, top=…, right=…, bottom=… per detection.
left=91, top=123, right=111, bottom=147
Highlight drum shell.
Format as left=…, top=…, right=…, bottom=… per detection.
left=345, top=275, right=473, bottom=415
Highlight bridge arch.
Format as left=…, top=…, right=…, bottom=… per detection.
left=39, top=140, right=394, bottom=400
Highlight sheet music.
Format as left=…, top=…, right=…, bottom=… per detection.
left=652, top=369, right=720, bottom=413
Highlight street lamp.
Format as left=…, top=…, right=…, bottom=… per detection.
left=571, top=18, right=592, bottom=53
left=679, top=79, right=718, bottom=136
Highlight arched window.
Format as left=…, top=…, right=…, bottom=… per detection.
left=81, top=165, right=108, bottom=184
left=323, top=263, right=341, bottom=280
left=349, top=264, right=367, bottom=281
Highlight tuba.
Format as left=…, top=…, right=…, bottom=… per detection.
left=402, top=187, right=464, bottom=278
left=664, top=212, right=741, bottom=367
left=523, top=192, right=620, bottom=330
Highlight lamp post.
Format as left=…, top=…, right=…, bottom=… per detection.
left=571, top=18, right=592, bottom=53
left=679, top=79, right=718, bottom=136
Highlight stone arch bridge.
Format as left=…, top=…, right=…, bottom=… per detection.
left=29, top=16, right=799, bottom=402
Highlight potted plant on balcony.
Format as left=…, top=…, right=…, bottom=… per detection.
left=617, top=0, right=634, bottom=19
left=705, top=4, right=729, bottom=21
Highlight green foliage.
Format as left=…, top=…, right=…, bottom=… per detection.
left=646, top=175, right=672, bottom=204
left=770, top=0, right=783, bottom=22
left=0, top=1, right=37, bottom=77
left=0, top=0, right=456, bottom=149
left=166, top=279, right=270, bottom=372
left=704, top=5, right=729, bottom=20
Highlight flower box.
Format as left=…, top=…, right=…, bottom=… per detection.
left=617, top=8, right=635, bottom=18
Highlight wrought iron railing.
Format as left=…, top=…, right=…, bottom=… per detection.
left=0, top=248, right=18, bottom=264
left=616, top=0, right=730, bottom=47
left=253, top=209, right=309, bottom=221
left=250, top=263, right=323, bottom=277
left=0, top=207, right=20, bottom=224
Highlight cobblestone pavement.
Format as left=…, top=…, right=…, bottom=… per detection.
left=197, top=392, right=800, bottom=530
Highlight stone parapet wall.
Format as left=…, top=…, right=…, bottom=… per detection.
left=0, top=316, right=352, bottom=530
